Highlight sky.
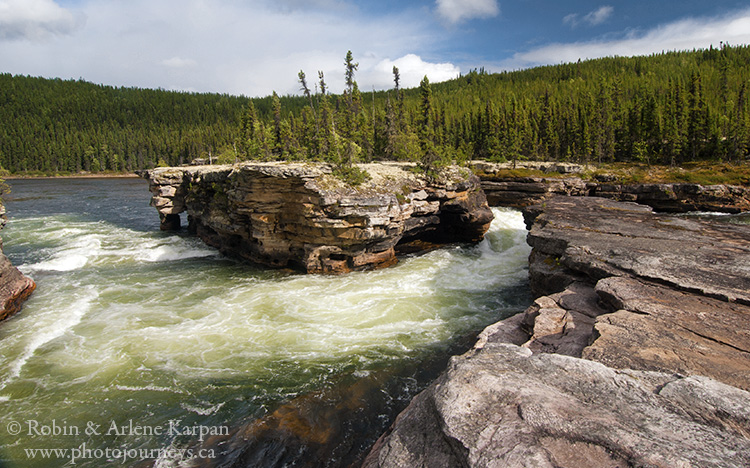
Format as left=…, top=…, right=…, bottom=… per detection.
left=1, top=0, right=750, bottom=97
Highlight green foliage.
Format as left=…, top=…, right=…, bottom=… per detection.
left=581, top=161, right=750, bottom=186
left=0, top=74, right=245, bottom=173
left=0, top=177, right=10, bottom=200
left=331, top=163, right=371, bottom=186
left=3, top=45, right=750, bottom=175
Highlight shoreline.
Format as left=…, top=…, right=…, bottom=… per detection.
left=4, top=172, right=139, bottom=180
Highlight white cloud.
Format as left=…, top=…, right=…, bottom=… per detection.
left=585, top=6, right=614, bottom=26
left=562, top=13, right=578, bottom=27
left=436, top=0, right=499, bottom=24
left=508, top=9, right=750, bottom=70
left=0, top=0, right=84, bottom=41
left=563, top=5, right=613, bottom=29
left=0, top=0, right=456, bottom=97
left=365, top=54, right=461, bottom=90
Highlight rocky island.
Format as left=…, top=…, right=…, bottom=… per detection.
left=139, top=162, right=493, bottom=274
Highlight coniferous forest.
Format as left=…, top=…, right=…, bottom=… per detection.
left=2, top=44, right=749, bottom=175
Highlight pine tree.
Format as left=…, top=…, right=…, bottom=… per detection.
left=298, top=70, right=318, bottom=138
left=240, top=100, right=257, bottom=158
left=418, top=76, right=441, bottom=174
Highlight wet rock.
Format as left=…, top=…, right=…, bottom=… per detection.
left=0, top=203, right=35, bottom=322
left=139, top=163, right=492, bottom=274
left=0, top=252, right=36, bottom=322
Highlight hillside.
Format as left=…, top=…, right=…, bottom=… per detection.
left=2, top=44, right=749, bottom=175
left=0, top=75, right=246, bottom=173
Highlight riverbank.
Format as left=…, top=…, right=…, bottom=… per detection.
left=472, top=161, right=750, bottom=213
left=471, top=160, right=750, bottom=186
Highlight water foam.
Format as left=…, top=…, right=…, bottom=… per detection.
left=114, top=384, right=186, bottom=394
left=180, top=401, right=225, bottom=416
left=136, top=242, right=219, bottom=262
left=118, top=208, right=531, bottom=379
left=21, top=230, right=102, bottom=272
left=1, top=205, right=532, bottom=466
left=0, top=286, right=99, bottom=389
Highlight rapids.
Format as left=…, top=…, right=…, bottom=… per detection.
left=0, top=178, right=531, bottom=467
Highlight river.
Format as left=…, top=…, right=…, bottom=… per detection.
left=0, top=178, right=532, bottom=467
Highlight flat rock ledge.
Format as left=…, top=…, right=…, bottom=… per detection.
left=0, top=204, right=35, bottom=322
left=139, top=162, right=493, bottom=274
left=364, top=196, right=750, bottom=467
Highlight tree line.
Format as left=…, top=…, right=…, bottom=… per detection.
left=2, top=44, right=749, bottom=175
left=239, top=45, right=750, bottom=171
left=0, top=74, right=245, bottom=173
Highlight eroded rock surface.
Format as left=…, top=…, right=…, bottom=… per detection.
left=524, top=197, right=750, bottom=303
left=363, top=343, right=750, bottom=468
left=366, top=196, right=750, bottom=467
left=140, top=163, right=493, bottom=274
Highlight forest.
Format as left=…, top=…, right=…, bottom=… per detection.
left=2, top=44, right=749, bottom=175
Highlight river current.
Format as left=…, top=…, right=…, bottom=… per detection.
left=0, top=178, right=532, bottom=467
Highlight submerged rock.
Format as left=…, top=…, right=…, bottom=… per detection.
left=139, top=163, right=493, bottom=274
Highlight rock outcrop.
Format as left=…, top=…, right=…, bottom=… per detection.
left=523, top=196, right=750, bottom=304
left=474, top=161, right=750, bottom=213
left=362, top=343, right=750, bottom=468
left=365, top=196, right=750, bottom=467
left=0, top=204, right=36, bottom=322
left=139, top=162, right=493, bottom=274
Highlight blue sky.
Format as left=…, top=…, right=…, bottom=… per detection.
left=1, top=0, right=749, bottom=97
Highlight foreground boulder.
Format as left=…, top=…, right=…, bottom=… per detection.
left=363, top=343, right=750, bottom=468
left=365, top=196, right=750, bottom=467
left=139, top=163, right=493, bottom=274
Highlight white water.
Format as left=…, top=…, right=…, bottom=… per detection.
left=0, top=180, right=531, bottom=467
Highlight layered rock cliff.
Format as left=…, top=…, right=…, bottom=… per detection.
left=364, top=196, right=750, bottom=467
left=139, top=162, right=493, bottom=274
left=0, top=203, right=36, bottom=322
